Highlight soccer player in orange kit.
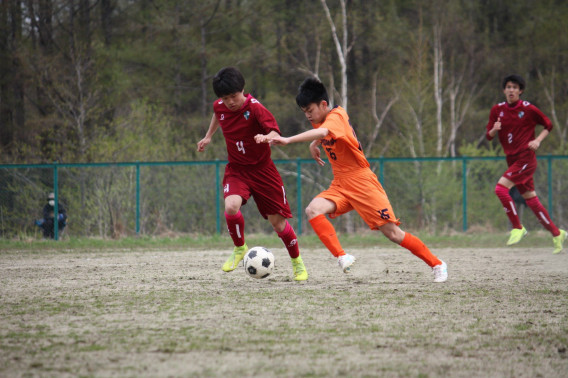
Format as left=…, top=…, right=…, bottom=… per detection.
left=256, top=77, right=448, bottom=282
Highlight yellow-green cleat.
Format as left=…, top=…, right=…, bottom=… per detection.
left=291, top=256, right=308, bottom=281
left=552, top=229, right=567, bottom=254
left=222, top=244, right=248, bottom=272
left=507, top=226, right=527, bottom=246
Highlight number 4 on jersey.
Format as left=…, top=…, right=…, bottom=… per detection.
left=236, top=141, right=245, bottom=154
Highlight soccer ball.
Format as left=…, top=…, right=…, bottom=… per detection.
left=243, top=246, right=275, bottom=279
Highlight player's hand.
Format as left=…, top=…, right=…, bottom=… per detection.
left=197, top=137, right=211, bottom=152
left=309, top=141, right=325, bottom=166
left=528, top=139, right=540, bottom=151
left=254, top=134, right=269, bottom=144
left=493, top=117, right=502, bottom=131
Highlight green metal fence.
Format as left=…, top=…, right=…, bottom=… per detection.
left=1, top=156, right=567, bottom=240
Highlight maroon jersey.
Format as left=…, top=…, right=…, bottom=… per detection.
left=486, top=100, right=553, bottom=156
left=214, top=94, right=280, bottom=166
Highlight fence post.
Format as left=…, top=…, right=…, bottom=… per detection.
left=379, top=156, right=384, bottom=184
left=215, top=159, right=221, bottom=234
left=462, top=157, right=468, bottom=232
left=136, top=162, right=140, bottom=235
left=296, top=158, right=302, bottom=235
left=53, top=162, right=59, bottom=241
left=548, top=155, right=553, bottom=219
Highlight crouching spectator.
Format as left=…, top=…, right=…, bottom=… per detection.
left=35, top=193, right=67, bottom=239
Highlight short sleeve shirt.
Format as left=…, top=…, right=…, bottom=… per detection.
left=214, top=94, right=280, bottom=166
left=486, top=100, right=553, bottom=156
left=313, top=106, right=369, bottom=176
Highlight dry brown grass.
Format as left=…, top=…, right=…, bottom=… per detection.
left=1, top=245, right=567, bottom=377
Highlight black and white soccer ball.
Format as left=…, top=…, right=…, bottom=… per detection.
left=243, top=246, right=275, bottom=279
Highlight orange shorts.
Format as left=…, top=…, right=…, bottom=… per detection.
left=317, top=168, right=400, bottom=230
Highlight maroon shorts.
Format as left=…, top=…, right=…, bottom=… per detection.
left=504, top=150, right=537, bottom=194
left=223, top=161, right=292, bottom=219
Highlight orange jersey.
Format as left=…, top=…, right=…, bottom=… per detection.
left=313, top=106, right=399, bottom=228
left=313, top=106, right=369, bottom=176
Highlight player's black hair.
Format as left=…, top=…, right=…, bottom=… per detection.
left=212, top=67, right=245, bottom=97
left=296, top=77, right=329, bottom=108
left=502, top=74, right=525, bottom=90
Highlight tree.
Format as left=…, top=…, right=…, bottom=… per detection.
left=319, top=0, right=352, bottom=110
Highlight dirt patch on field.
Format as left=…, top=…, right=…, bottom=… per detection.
left=1, top=245, right=568, bottom=377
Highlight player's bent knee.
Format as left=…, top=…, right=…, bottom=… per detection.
left=495, top=183, right=508, bottom=197
left=305, top=205, right=321, bottom=220
left=380, top=223, right=404, bottom=244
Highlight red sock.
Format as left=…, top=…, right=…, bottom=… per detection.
left=225, top=211, right=245, bottom=247
left=308, top=214, right=345, bottom=257
left=525, top=197, right=560, bottom=236
left=277, top=220, right=300, bottom=259
left=495, top=184, right=522, bottom=229
left=400, top=232, right=441, bottom=268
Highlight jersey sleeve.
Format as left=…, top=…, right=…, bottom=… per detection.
left=485, top=105, right=499, bottom=140
left=530, top=105, right=553, bottom=132
left=251, top=101, right=281, bottom=135
left=323, top=112, right=348, bottom=139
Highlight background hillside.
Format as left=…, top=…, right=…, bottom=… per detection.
left=2, top=0, right=568, bottom=164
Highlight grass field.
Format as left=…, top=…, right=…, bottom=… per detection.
left=1, top=233, right=568, bottom=377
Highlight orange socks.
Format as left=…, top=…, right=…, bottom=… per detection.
left=309, top=214, right=345, bottom=257
left=400, top=232, right=441, bottom=268
left=309, top=214, right=440, bottom=267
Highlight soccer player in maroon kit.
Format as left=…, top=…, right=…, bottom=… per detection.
left=486, top=74, right=566, bottom=253
left=197, top=67, right=308, bottom=280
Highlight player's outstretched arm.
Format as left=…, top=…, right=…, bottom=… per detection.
left=272, top=128, right=329, bottom=146
left=197, top=114, right=220, bottom=152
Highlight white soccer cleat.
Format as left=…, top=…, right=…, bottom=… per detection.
left=433, top=261, right=448, bottom=283
left=337, top=254, right=356, bottom=273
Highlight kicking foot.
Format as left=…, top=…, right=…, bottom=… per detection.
left=291, top=256, right=308, bottom=281
left=222, top=244, right=248, bottom=272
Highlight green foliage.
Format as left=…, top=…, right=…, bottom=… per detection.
left=2, top=0, right=568, bottom=238
left=2, top=0, right=568, bottom=162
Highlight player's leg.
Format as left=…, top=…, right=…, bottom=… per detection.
left=343, top=172, right=446, bottom=282
left=268, top=214, right=307, bottom=281
left=378, top=222, right=447, bottom=282
left=306, top=196, right=356, bottom=272
left=268, top=214, right=300, bottom=259
left=495, top=177, right=526, bottom=245
left=222, top=194, right=248, bottom=272
left=380, top=223, right=445, bottom=272
left=225, top=194, right=245, bottom=246
left=43, top=218, right=54, bottom=238
left=247, top=161, right=308, bottom=280
left=521, top=188, right=566, bottom=254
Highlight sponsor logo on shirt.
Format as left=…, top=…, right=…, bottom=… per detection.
left=244, top=111, right=250, bottom=120
left=518, top=111, right=524, bottom=119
